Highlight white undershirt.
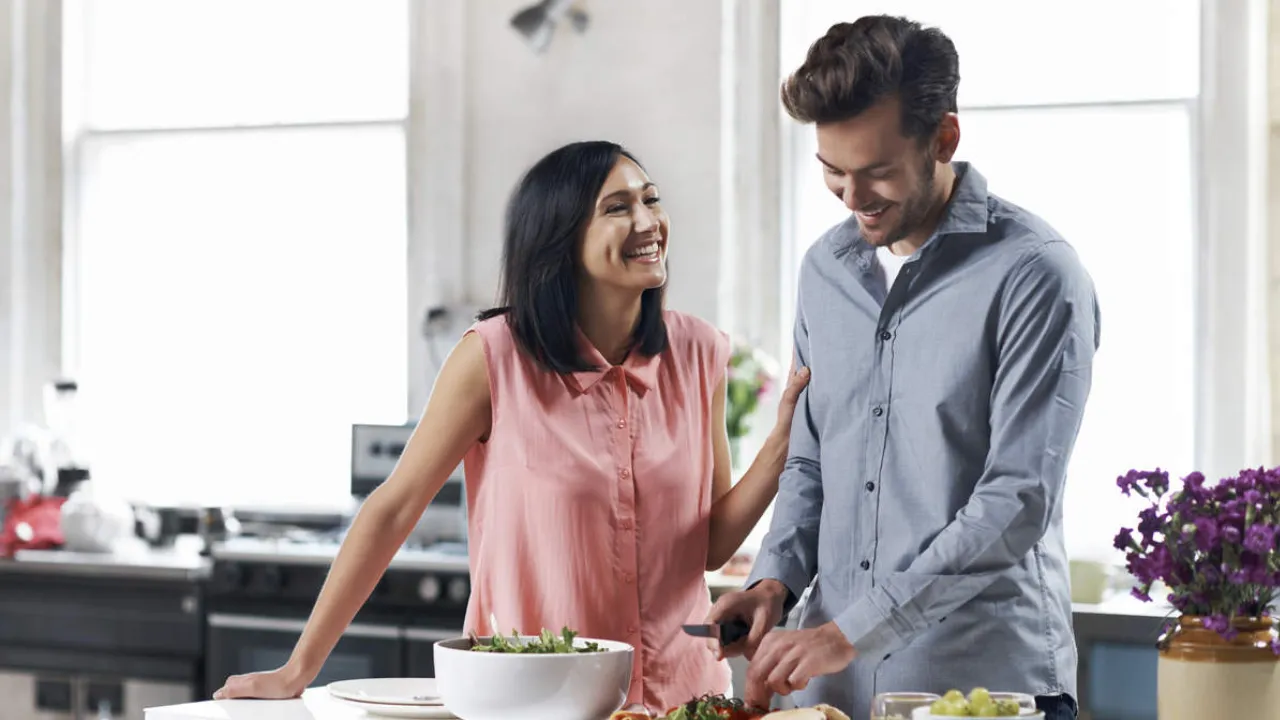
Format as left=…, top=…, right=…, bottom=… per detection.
left=875, top=245, right=913, bottom=294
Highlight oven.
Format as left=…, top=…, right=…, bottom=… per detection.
left=206, top=613, right=403, bottom=690
left=204, top=542, right=471, bottom=695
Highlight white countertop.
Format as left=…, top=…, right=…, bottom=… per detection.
left=146, top=688, right=383, bottom=720
left=2, top=536, right=212, bottom=581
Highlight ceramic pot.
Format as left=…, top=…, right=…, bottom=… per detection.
left=1157, top=615, right=1280, bottom=719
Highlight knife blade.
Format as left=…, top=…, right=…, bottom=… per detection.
left=681, top=618, right=751, bottom=646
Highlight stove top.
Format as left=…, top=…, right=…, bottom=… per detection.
left=212, top=534, right=470, bottom=573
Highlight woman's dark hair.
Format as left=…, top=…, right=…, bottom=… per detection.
left=476, top=141, right=668, bottom=374
left=781, top=14, right=959, bottom=140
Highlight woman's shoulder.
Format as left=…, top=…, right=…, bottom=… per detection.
left=465, top=312, right=516, bottom=350
left=662, top=310, right=730, bottom=372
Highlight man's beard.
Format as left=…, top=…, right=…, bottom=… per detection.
left=882, top=154, right=938, bottom=246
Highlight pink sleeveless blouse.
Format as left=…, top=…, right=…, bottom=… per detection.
left=460, top=309, right=732, bottom=711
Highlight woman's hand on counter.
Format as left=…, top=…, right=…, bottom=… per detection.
left=211, top=662, right=311, bottom=700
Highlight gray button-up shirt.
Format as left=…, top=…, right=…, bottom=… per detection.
left=748, top=162, right=1100, bottom=717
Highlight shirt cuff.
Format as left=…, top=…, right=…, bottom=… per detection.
left=744, top=550, right=812, bottom=612
left=831, top=591, right=908, bottom=661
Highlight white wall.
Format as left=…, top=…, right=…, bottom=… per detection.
left=407, top=0, right=784, bottom=412
left=459, top=0, right=729, bottom=318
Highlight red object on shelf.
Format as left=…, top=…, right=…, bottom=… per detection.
left=0, top=495, right=66, bottom=558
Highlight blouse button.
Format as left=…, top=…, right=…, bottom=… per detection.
left=617, top=419, right=626, bottom=428
left=620, top=468, right=631, bottom=479
left=620, top=520, right=633, bottom=530
left=624, top=573, right=634, bottom=583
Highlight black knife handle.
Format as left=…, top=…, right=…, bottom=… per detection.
left=719, top=618, right=751, bottom=646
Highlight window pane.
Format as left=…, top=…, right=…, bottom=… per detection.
left=75, top=127, right=408, bottom=509
left=785, top=105, right=1196, bottom=560
left=780, top=0, right=1199, bottom=106
left=82, top=0, right=408, bottom=128
left=957, top=105, right=1196, bottom=560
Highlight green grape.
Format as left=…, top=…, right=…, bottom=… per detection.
left=972, top=705, right=998, bottom=718
left=994, top=699, right=1021, bottom=716
left=929, top=700, right=972, bottom=717
left=943, top=689, right=966, bottom=703
left=968, top=688, right=991, bottom=707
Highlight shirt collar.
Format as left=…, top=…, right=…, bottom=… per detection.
left=846, top=161, right=990, bottom=271
left=567, top=328, right=660, bottom=394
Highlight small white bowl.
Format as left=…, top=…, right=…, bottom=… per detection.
left=911, top=707, right=1044, bottom=719
left=433, top=636, right=633, bottom=720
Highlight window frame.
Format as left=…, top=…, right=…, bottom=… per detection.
left=29, top=0, right=472, bottom=509
left=773, top=0, right=1273, bottom=485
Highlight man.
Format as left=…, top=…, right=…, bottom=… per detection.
left=706, top=15, right=1098, bottom=720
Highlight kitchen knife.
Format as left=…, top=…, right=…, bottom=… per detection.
left=681, top=618, right=751, bottom=646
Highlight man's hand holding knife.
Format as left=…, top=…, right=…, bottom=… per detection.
left=699, top=580, right=857, bottom=709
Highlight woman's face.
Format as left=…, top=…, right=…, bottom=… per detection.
left=577, top=156, right=668, bottom=293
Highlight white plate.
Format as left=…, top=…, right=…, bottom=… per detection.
left=328, top=678, right=442, bottom=706
left=331, top=696, right=457, bottom=719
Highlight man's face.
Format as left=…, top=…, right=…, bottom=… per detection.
left=814, top=96, right=952, bottom=248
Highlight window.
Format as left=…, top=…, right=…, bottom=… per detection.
left=63, top=0, right=411, bottom=510
left=779, top=0, right=1202, bottom=561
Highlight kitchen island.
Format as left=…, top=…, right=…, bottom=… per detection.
left=146, top=688, right=381, bottom=719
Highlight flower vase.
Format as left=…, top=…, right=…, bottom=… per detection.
left=1157, top=615, right=1280, bottom=719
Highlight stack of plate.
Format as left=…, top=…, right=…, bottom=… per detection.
left=327, top=678, right=457, bottom=718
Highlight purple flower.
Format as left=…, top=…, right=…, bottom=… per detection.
left=1203, top=615, right=1240, bottom=640
left=1271, top=638, right=1280, bottom=656
left=1244, top=524, right=1277, bottom=555
left=1114, top=528, right=1135, bottom=551
left=1131, top=586, right=1152, bottom=602
left=1229, top=569, right=1251, bottom=586
left=1223, top=525, right=1242, bottom=544
left=1138, top=507, right=1162, bottom=544
left=1192, top=517, right=1220, bottom=552
left=1117, top=471, right=1142, bottom=497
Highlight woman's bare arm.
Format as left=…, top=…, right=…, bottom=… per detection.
left=214, top=331, right=492, bottom=699
left=705, top=367, right=809, bottom=570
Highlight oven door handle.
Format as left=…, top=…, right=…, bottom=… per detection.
left=403, top=628, right=457, bottom=642
left=208, top=613, right=402, bottom=639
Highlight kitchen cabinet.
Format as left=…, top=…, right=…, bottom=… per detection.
left=0, top=547, right=209, bottom=720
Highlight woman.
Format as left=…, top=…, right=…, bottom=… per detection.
left=213, top=141, right=808, bottom=710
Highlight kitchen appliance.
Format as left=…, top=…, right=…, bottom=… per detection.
left=0, top=563, right=204, bottom=720
left=205, top=530, right=471, bottom=695
left=351, top=423, right=466, bottom=547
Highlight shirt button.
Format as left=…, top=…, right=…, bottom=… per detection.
left=628, top=626, right=638, bottom=634
left=617, top=418, right=626, bottom=428
left=620, top=468, right=630, bottom=479
left=620, top=520, right=633, bottom=530
left=624, top=573, right=634, bottom=583
left=872, top=406, right=884, bottom=417
left=879, top=330, right=892, bottom=341
left=865, top=481, right=875, bottom=492
left=860, top=560, right=871, bottom=570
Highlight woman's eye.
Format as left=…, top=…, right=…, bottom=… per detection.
left=606, top=204, right=627, bottom=214
left=644, top=196, right=661, bottom=205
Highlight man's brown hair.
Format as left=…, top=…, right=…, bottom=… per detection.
left=781, top=15, right=960, bottom=139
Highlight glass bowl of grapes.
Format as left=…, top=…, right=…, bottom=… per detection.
left=871, top=692, right=941, bottom=719
left=916, top=688, right=1042, bottom=718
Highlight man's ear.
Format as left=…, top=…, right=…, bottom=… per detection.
left=933, top=113, right=961, bottom=163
